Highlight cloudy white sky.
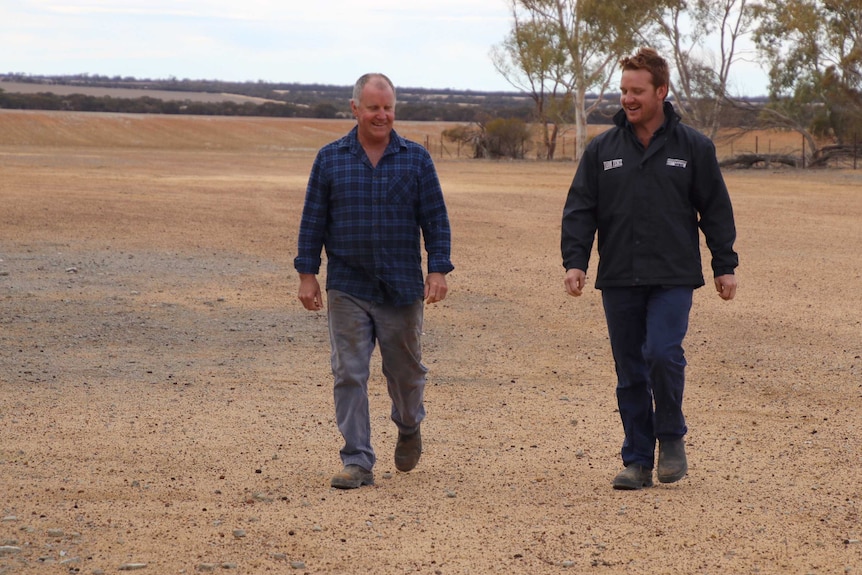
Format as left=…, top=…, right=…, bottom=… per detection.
left=1, top=0, right=770, bottom=95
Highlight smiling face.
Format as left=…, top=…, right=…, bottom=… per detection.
left=619, top=68, right=668, bottom=133
left=350, top=77, right=396, bottom=148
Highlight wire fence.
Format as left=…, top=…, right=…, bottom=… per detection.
left=420, top=131, right=860, bottom=169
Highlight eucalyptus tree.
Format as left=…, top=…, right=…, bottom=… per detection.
left=646, top=0, right=755, bottom=138
left=752, top=0, right=862, bottom=155
left=499, top=0, right=664, bottom=162
left=490, top=6, right=570, bottom=159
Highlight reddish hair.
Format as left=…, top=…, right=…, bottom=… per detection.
left=620, top=47, right=669, bottom=89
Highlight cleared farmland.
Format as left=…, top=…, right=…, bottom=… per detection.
left=0, top=110, right=859, bottom=575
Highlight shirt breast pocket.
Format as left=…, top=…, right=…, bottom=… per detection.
left=387, top=173, right=418, bottom=206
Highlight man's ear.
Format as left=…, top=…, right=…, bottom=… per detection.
left=657, top=84, right=669, bottom=100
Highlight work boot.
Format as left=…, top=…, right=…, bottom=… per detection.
left=330, top=465, right=374, bottom=489
left=394, top=427, right=422, bottom=472
left=657, top=438, right=688, bottom=483
left=612, top=464, right=654, bottom=490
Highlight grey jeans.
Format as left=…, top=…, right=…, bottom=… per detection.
left=327, top=289, right=427, bottom=471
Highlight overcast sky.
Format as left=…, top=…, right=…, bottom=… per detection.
left=1, top=0, right=770, bottom=95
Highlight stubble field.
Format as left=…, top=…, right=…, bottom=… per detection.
left=0, top=110, right=860, bottom=575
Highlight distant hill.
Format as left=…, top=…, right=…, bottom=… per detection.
left=0, top=73, right=544, bottom=122
left=1, top=73, right=766, bottom=125
left=0, top=80, right=283, bottom=105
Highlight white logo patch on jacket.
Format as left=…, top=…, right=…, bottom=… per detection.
left=666, top=158, right=688, bottom=168
left=603, top=159, right=623, bottom=171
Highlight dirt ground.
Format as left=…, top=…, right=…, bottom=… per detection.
left=0, top=111, right=860, bottom=575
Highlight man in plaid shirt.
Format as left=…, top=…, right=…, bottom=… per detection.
left=295, top=73, right=454, bottom=489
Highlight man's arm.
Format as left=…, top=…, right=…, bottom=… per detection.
left=561, top=146, right=598, bottom=281
left=294, top=153, right=329, bottom=311
left=417, top=153, right=454, bottom=277
left=692, top=139, right=738, bottom=278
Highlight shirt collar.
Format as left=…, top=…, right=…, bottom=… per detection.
left=339, top=126, right=408, bottom=156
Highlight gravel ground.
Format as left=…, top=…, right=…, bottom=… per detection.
left=0, top=111, right=860, bottom=574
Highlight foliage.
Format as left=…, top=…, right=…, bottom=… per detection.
left=752, top=0, right=862, bottom=148
left=497, top=0, right=667, bottom=161
left=485, top=117, right=532, bottom=158
left=644, top=0, right=755, bottom=138
left=442, top=117, right=532, bottom=159
left=491, top=7, right=571, bottom=158
left=491, top=0, right=859, bottom=166
left=442, top=124, right=488, bottom=159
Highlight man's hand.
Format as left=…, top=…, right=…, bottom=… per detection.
left=424, top=272, right=448, bottom=304
left=714, top=274, right=737, bottom=301
left=298, top=273, right=323, bottom=310
left=564, top=268, right=586, bottom=297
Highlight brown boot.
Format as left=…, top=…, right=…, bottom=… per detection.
left=330, top=465, right=374, bottom=489
left=394, top=427, right=422, bottom=472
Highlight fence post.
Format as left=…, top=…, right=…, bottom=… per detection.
left=855, top=132, right=858, bottom=170
left=802, top=135, right=806, bottom=169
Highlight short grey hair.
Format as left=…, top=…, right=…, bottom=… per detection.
left=351, top=73, right=396, bottom=105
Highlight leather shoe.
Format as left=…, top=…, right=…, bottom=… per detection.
left=612, top=464, right=653, bottom=490
left=394, top=428, right=422, bottom=472
left=657, top=438, right=688, bottom=483
left=330, top=465, right=374, bottom=489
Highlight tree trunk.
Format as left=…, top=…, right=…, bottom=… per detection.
left=573, top=87, right=588, bottom=162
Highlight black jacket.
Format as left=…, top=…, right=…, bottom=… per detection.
left=561, top=102, right=738, bottom=289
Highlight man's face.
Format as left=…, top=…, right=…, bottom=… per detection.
left=619, top=68, right=667, bottom=129
left=351, top=80, right=395, bottom=146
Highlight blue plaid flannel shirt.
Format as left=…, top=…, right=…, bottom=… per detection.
left=294, top=127, right=454, bottom=306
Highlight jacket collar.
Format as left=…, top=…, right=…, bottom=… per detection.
left=613, top=100, right=681, bottom=133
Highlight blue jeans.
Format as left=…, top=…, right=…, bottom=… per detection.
left=601, top=286, right=693, bottom=468
left=327, top=290, right=427, bottom=471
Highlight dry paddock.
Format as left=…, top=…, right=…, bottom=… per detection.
left=0, top=110, right=860, bottom=574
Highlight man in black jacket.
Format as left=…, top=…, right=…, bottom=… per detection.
left=561, top=47, right=738, bottom=490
